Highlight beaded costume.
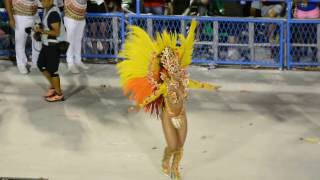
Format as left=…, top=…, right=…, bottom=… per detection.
left=117, top=20, right=219, bottom=180
left=117, top=20, right=219, bottom=117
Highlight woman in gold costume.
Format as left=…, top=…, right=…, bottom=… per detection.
left=117, top=20, right=220, bottom=180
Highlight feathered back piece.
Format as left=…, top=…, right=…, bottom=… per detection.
left=117, top=20, right=197, bottom=115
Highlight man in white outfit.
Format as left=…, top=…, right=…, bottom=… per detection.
left=64, top=0, right=89, bottom=74
left=4, top=0, right=40, bottom=74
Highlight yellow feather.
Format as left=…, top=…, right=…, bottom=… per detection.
left=117, top=20, right=198, bottom=89
left=179, top=20, right=197, bottom=67
left=117, top=26, right=156, bottom=86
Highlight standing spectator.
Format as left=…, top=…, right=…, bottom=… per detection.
left=4, top=0, right=40, bottom=74
left=34, top=0, right=64, bottom=67
left=35, top=0, right=65, bottom=101
left=64, top=0, right=89, bottom=73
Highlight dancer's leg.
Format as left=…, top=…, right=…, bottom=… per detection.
left=161, top=111, right=180, bottom=150
left=176, top=110, right=188, bottom=148
left=161, top=111, right=180, bottom=176
left=171, top=111, right=187, bottom=180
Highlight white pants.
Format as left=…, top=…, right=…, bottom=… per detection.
left=14, top=15, right=40, bottom=66
left=64, top=17, right=86, bottom=66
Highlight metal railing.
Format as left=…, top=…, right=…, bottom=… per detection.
left=0, top=0, right=319, bottom=69
left=128, top=14, right=285, bottom=68
left=286, top=0, right=320, bottom=69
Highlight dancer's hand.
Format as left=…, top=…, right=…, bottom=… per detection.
left=171, top=117, right=182, bottom=129
left=128, top=105, right=140, bottom=113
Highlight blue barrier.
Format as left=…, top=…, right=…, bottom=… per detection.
left=286, top=0, right=320, bottom=69
left=287, top=20, right=320, bottom=69
left=84, top=13, right=125, bottom=59
left=128, top=14, right=285, bottom=68
left=0, top=0, right=319, bottom=69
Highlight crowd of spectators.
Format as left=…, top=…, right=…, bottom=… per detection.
left=0, top=0, right=319, bottom=62
left=80, top=0, right=293, bottom=17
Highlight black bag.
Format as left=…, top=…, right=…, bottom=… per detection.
left=58, top=41, right=69, bottom=54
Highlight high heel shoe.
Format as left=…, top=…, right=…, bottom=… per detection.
left=170, top=148, right=183, bottom=180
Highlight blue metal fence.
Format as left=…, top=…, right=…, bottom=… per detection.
left=128, top=14, right=285, bottom=68
left=286, top=0, right=320, bottom=69
left=0, top=0, right=319, bottom=69
left=84, top=13, right=125, bottom=59
left=287, top=20, right=320, bottom=69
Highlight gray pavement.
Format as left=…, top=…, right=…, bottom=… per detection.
left=0, top=60, right=320, bottom=180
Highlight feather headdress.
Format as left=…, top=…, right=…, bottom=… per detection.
left=117, top=20, right=197, bottom=114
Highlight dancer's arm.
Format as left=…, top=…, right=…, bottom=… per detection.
left=188, top=79, right=221, bottom=90
left=140, top=84, right=167, bottom=107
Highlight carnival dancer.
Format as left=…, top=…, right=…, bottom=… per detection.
left=117, top=20, right=220, bottom=180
